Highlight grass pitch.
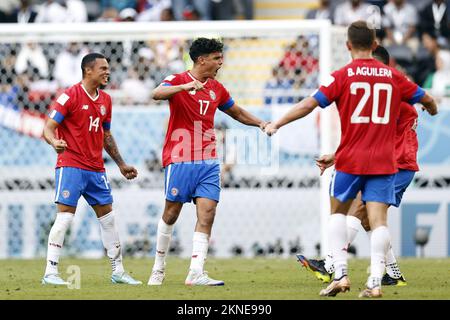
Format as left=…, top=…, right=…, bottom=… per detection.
left=1, top=257, right=449, bottom=300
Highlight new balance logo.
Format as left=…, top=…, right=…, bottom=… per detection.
left=82, top=105, right=89, bottom=110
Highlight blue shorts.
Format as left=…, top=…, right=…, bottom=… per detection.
left=330, top=170, right=396, bottom=206
left=164, top=160, right=221, bottom=203
left=54, top=167, right=113, bottom=207
left=392, top=169, right=415, bottom=207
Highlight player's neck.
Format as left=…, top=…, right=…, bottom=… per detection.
left=351, top=50, right=373, bottom=60
left=81, top=79, right=99, bottom=98
left=189, top=68, right=209, bottom=83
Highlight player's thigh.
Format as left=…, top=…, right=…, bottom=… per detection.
left=83, top=170, right=113, bottom=207
left=193, top=161, right=220, bottom=203
left=165, top=163, right=195, bottom=203
left=54, top=167, right=83, bottom=208
left=392, top=169, right=415, bottom=207
left=329, top=170, right=363, bottom=204
left=361, top=174, right=395, bottom=206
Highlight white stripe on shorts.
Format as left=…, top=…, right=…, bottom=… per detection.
left=165, top=164, right=172, bottom=196
left=54, top=167, right=64, bottom=202
left=330, top=169, right=336, bottom=198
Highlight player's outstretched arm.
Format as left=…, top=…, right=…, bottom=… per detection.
left=223, top=104, right=268, bottom=130
left=419, top=92, right=438, bottom=116
left=265, top=96, right=319, bottom=136
left=43, top=118, right=67, bottom=154
left=152, top=80, right=204, bottom=100
left=103, top=130, right=138, bottom=180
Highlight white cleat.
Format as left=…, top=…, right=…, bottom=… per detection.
left=41, top=274, right=69, bottom=286
left=185, top=270, right=224, bottom=286
left=148, top=270, right=165, bottom=286
left=111, top=272, right=142, bottom=285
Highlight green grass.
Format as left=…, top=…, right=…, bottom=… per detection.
left=1, top=258, right=449, bottom=300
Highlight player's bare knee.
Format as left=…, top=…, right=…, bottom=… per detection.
left=163, top=210, right=180, bottom=225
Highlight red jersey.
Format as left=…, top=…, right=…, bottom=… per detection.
left=49, top=82, right=112, bottom=172
left=161, top=71, right=234, bottom=167
left=313, top=58, right=424, bottom=175
left=395, top=102, right=419, bottom=171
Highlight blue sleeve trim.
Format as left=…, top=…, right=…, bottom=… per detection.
left=162, top=83, right=172, bottom=86
left=49, top=110, right=64, bottom=124
left=409, top=87, right=425, bottom=105
left=312, top=90, right=330, bottom=108
left=218, top=98, right=235, bottom=111
left=103, top=122, right=111, bottom=130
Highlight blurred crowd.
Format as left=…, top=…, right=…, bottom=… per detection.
left=1, top=0, right=450, bottom=115
left=0, top=0, right=254, bottom=23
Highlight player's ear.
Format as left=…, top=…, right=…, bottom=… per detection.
left=346, top=41, right=351, bottom=51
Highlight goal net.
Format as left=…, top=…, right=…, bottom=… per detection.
left=0, top=20, right=381, bottom=260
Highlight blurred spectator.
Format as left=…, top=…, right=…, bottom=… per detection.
left=101, top=0, right=137, bottom=12
left=15, top=0, right=38, bottom=23
left=15, top=42, right=48, bottom=78
left=211, top=0, right=235, bottom=20
left=423, top=49, right=450, bottom=96
left=0, top=0, right=20, bottom=23
left=119, top=7, right=137, bottom=21
left=366, top=0, right=387, bottom=10
left=233, top=0, right=253, bottom=20
left=182, top=5, right=200, bottom=20
left=136, top=0, right=171, bottom=21
left=382, top=0, right=419, bottom=52
left=53, top=42, right=88, bottom=88
left=64, top=0, right=88, bottom=22
left=97, top=7, right=119, bottom=21
left=172, top=0, right=211, bottom=20
left=334, top=0, right=376, bottom=26
left=120, top=67, right=154, bottom=104
left=418, top=0, right=450, bottom=41
left=160, top=7, right=174, bottom=21
left=415, top=31, right=441, bottom=86
left=306, top=0, right=334, bottom=22
left=35, top=0, right=67, bottom=23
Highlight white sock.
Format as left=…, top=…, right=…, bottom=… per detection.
left=385, top=244, right=402, bottom=278
left=98, top=211, right=124, bottom=275
left=370, top=226, right=391, bottom=280
left=328, top=214, right=348, bottom=279
left=346, top=215, right=361, bottom=246
left=189, top=232, right=209, bottom=273
left=153, top=218, right=174, bottom=271
left=45, top=212, right=73, bottom=275
left=324, top=253, right=335, bottom=274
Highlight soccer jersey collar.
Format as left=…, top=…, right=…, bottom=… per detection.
left=81, top=83, right=99, bottom=101
left=187, top=71, right=209, bottom=86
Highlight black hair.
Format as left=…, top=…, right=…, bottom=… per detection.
left=189, top=38, right=223, bottom=63
left=81, top=53, right=106, bottom=77
left=372, top=45, right=390, bottom=65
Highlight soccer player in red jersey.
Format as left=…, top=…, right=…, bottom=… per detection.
left=147, top=38, right=267, bottom=286
left=42, top=53, right=141, bottom=286
left=265, top=21, right=437, bottom=298
left=297, top=46, right=417, bottom=287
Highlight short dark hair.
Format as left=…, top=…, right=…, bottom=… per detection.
left=347, top=20, right=376, bottom=50
left=189, top=38, right=223, bottom=63
left=81, top=53, right=106, bottom=77
left=372, top=45, right=390, bottom=65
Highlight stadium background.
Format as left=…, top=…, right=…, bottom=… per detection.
left=0, top=0, right=449, bottom=263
